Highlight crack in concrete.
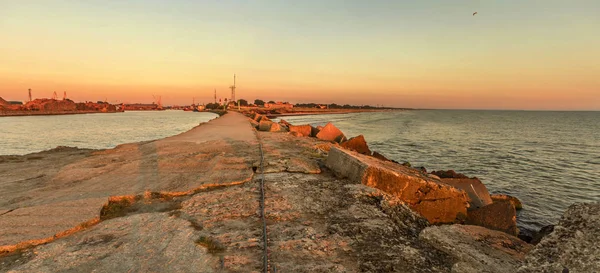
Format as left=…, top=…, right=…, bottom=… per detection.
left=0, top=179, right=254, bottom=258
left=0, top=209, right=16, bottom=217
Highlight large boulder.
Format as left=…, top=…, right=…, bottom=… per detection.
left=326, top=147, right=469, bottom=224
left=420, top=224, right=532, bottom=273
left=253, top=113, right=264, bottom=122
left=340, top=135, right=372, bottom=155
left=316, top=122, right=346, bottom=143
left=466, top=201, right=518, bottom=236
left=441, top=178, right=493, bottom=210
left=518, top=202, right=600, bottom=273
left=269, top=123, right=288, bottom=132
left=288, top=125, right=312, bottom=137
left=491, top=194, right=523, bottom=210
left=258, top=120, right=274, bottom=131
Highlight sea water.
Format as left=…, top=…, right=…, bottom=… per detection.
left=0, top=110, right=218, bottom=155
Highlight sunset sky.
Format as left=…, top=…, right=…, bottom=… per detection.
left=1, top=0, right=599, bottom=110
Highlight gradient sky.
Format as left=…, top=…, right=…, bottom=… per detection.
left=1, top=0, right=599, bottom=110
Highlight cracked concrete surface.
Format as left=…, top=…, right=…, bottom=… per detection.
left=0, top=112, right=258, bottom=254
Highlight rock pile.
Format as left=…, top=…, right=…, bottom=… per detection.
left=242, top=112, right=599, bottom=272
left=518, top=202, right=600, bottom=273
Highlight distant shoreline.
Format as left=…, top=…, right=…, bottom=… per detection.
left=0, top=110, right=124, bottom=117
left=252, top=108, right=408, bottom=119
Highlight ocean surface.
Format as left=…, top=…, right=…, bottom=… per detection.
left=0, top=111, right=218, bottom=155
left=276, top=110, right=600, bottom=233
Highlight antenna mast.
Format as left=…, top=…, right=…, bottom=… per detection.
left=229, top=74, right=236, bottom=103
left=28, top=89, right=32, bottom=102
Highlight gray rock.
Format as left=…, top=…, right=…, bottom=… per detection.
left=518, top=202, right=600, bottom=273
left=420, top=224, right=532, bottom=273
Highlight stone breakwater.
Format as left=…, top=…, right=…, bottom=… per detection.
left=0, top=111, right=597, bottom=272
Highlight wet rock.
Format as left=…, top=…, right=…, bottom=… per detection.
left=315, top=122, right=346, bottom=143
left=518, top=202, right=600, bottom=273
left=491, top=194, right=523, bottom=210
left=420, top=224, right=532, bottom=273
left=326, top=147, right=469, bottom=224
left=441, top=178, right=493, bottom=210
left=530, top=225, right=554, bottom=245
left=431, top=170, right=469, bottom=179
left=466, top=201, right=518, bottom=236
left=288, top=125, right=313, bottom=137
left=340, top=135, right=372, bottom=155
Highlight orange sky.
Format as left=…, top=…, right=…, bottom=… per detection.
left=1, top=1, right=599, bottom=110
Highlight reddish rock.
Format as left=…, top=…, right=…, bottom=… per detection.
left=288, top=125, right=312, bottom=137
left=253, top=114, right=263, bottom=122
left=440, top=178, right=493, bottom=210
left=279, top=119, right=292, bottom=127
left=466, top=201, right=518, bottom=236
left=269, top=123, right=282, bottom=132
left=326, top=147, right=469, bottom=224
left=269, top=123, right=288, bottom=132
left=258, top=120, right=274, bottom=131
left=491, top=194, right=523, bottom=210
left=431, top=170, right=469, bottom=179
left=249, top=119, right=259, bottom=129
left=340, top=135, right=372, bottom=155
left=316, top=122, right=346, bottom=143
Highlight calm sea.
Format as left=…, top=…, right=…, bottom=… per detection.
left=276, top=110, right=600, bottom=233
left=0, top=111, right=218, bottom=155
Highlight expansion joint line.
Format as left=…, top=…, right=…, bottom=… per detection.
left=257, top=134, right=270, bottom=273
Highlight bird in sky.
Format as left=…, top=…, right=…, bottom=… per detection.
left=473, top=12, right=478, bottom=16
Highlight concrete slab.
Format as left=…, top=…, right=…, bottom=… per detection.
left=326, top=147, right=469, bottom=224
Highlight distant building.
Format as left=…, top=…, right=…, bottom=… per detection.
left=264, top=102, right=294, bottom=109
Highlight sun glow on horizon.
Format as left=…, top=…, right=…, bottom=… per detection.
left=1, top=1, right=599, bottom=110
